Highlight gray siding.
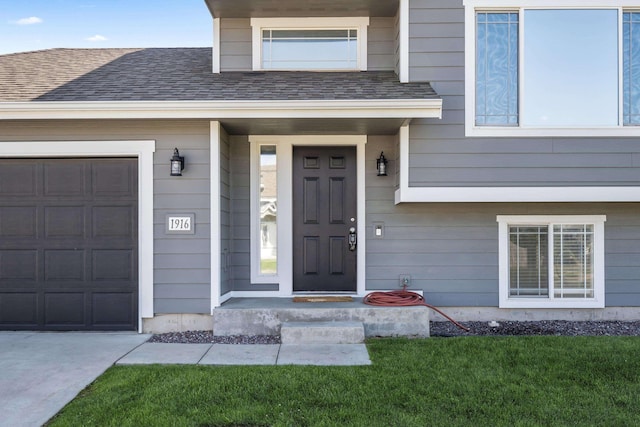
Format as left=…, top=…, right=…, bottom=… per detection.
left=220, top=126, right=232, bottom=295
left=606, top=208, right=640, bottom=305
left=220, top=18, right=252, bottom=71
left=0, top=120, right=212, bottom=314
left=228, top=136, right=251, bottom=290
left=369, top=17, right=396, bottom=71
left=364, top=136, right=640, bottom=306
left=407, top=0, right=640, bottom=187
left=394, top=8, right=400, bottom=75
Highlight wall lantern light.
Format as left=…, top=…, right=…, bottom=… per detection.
left=170, top=148, right=185, bottom=176
left=376, top=151, right=388, bottom=176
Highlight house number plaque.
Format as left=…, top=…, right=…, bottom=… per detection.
left=165, top=213, right=195, bottom=235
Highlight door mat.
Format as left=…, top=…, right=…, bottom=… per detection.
left=293, top=296, right=354, bottom=303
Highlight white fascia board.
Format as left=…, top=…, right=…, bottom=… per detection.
left=0, top=99, right=443, bottom=120
left=464, top=0, right=640, bottom=6
left=395, top=186, right=640, bottom=203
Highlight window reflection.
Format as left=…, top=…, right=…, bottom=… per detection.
left=259, top=146, right=277, bottom=274
left=262, top=29, right=358, bottom=70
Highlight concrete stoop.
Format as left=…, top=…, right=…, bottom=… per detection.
left=212, top=298, right=430, bottom=338
left=281, top=321, right=365, bottom=344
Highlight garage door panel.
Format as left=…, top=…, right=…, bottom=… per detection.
left=92, top=292, right=135, bottom=326
left=0, top=158, right=138, bottom=331
left=44, top=206, right=86, bottom=238
left=92, top=161, right=136, bottom=198
left=0, top=293, right=37, bottom=325
left=93, top=250, right=133, bottom=281
left=0, top=207, right=37, bottom=238
left=44, top=292, right=85, bottom=326
left=44, top=250, right=85, bottom=281
left=43, top=162, right=87, bottom=197
left=93, top=206, right=135, bottom=238
left=0, top=250, right=38, bottom=281
left=0, top=163, right=37, bottom=196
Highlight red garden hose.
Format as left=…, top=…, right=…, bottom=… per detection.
left=363, top=288, right=471, bottom=332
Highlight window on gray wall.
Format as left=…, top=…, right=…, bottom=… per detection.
left=624, top=12, right=640, bottom=125
left=509, top=224, right=594, bottom=299
left=262, top=29, right=358, bottom=70
left=498, top=215, right=605, bottom=309
left=475, top=9, right=640, bottom=128
left=509, top=226, right=548, bottom=297
left=475, top=12, right=519, bottom=126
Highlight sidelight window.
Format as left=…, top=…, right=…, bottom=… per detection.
left=250, top=144, right=279, bottom=283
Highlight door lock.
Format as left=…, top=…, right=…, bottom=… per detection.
left=348, top=227, right=357, bottom=251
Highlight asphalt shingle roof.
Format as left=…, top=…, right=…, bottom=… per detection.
left=0, top=48, right=438, bottom=102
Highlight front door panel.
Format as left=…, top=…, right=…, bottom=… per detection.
left=293, top=146, right=357, bottom=292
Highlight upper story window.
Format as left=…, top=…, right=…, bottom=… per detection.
left=464, top=1, right=640, bottom=137
left=624, top=11, right=640, bottom=125
left=251, top=17, right=369, bottom=71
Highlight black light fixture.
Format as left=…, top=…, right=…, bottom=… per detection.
left=376, top=151, right=388, bottom=176
left=170, top=148, right=185, bottom=176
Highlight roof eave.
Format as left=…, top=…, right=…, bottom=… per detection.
left=0, top=99, right=443, bottom=120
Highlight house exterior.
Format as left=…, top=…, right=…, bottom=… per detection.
left=1, top=0, right=640, bottom=332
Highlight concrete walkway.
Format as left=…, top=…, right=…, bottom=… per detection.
left=117, top=342, right=371, bottom=366
left=0, top=332, right=150, bottom=427
left=0, top=332, right=370, bottom=427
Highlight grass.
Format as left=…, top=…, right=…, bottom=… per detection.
left=48, top=337, right=640, bottom=427
left=260, top=259, right=277, bottom=275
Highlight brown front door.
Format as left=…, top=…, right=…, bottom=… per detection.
left=292, top=146, right=357, bottom=292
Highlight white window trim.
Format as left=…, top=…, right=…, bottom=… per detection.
left=249, top=140, right=281, bottom=284
left=0, top=140, right=155, bottom=331
left=212, top=18, right=220, bottom=74
left=497, top=215, right=606, bottom=309
left=250, top=17, right=370, bottom=71
left=210, top=121, right=222, bottom=309
left=464, top=0, right=640, bottom=137
left=248, top=135, right=367, bottom=296
left=399, top=0, right=409, bottom=83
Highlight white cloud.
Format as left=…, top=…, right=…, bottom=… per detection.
left=86, top=34, right=108, bottom=42
left=14, top=16, right=43, bottom=25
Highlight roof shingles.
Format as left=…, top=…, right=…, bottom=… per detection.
left=0, top=48, right=438, bottom=102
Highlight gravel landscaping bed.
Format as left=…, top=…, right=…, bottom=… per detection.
left=148, top=331, right=280, bottom=344
left=149, top=321, right=640, bottom=343
left=431, top=320, right=640, bottom=337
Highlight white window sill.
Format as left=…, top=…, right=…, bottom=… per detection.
left=465, top=125, right=640, bottom=138
left=499, top=298, right=605, bottom=309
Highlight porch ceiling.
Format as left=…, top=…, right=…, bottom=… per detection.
left=219, top=117, right=408, bottom=135
left=204, top=0, right=399, bottom=18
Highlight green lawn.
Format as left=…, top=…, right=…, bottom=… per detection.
left=48, top=337, right=640, bottom=427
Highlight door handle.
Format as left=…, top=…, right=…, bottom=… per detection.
left=348, top=227, right=357, bottom=251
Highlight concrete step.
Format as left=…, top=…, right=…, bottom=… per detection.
left=281, top=321, right=365, bottom=344
left=212, top=298, right=430, bottom=338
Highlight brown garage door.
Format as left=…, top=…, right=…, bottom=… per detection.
left=0, top=158, right=138, bottom=331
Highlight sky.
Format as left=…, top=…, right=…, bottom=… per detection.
left=0, top=0, right=213, bottom=55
